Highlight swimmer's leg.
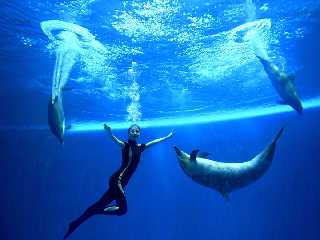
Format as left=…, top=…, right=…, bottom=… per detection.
left=103, top=185, right=127, bottom=216
left=63, top=188, right=115, bottom=239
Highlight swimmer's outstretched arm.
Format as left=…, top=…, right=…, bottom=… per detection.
left=104, top=124, right=125, bottom=147
left=145, top=130, right=174, bottom=149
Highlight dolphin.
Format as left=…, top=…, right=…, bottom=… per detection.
left=173, top=127, right=284, bottom=199
left=48, top=93, right=66, bottom=144
left=256, top=55, right=303, bottom=114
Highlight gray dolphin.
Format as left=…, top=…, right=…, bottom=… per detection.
left=173, top=127, right=284, bottom=199
left=48, top=93, right=66, bottom=144
left=256, top=55, right=303, bottom=114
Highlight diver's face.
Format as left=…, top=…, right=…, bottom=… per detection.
left=128, top=126, right=140, bottom=140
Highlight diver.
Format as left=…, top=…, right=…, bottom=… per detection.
left=64, top=124, right=174, bottom=239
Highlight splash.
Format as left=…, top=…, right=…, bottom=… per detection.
left=245, top=0, right=256, bottom=21
left=126, top=62, right=142, bottom=121
left=187, top=18, right=271, bottom=84
left=245, top=0, right=269, bottom=59
left=40, top=20, right=106, bottom=103
left=111, top=0, right=182, bottom=41
left=57, top=0, right=97, bottom=17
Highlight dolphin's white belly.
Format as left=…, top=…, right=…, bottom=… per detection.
left=182, top=158, right=260, bottom=193
left=175, top=129, right=282, bottom=196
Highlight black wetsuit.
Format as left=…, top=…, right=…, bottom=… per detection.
left=64, top=140, right=146, bottom=239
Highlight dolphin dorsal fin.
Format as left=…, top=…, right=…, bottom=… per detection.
left=190, top=149, right=200, bottom=161
left=63, top=87, right=73, bottom=91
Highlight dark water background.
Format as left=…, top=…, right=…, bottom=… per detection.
left=1, top=110, right=320, bottom=240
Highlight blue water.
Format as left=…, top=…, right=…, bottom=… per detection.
left=1, top=0, right=320, bottom=239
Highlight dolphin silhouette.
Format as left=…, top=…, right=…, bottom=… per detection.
left=48, top=93, right=66, bottom=144
left=173, top=127, right=284, bottom=199
left=256, top=55, right=303, bottom=114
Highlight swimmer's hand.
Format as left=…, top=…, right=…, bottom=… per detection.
left=103, top=124, right=124, bottom=146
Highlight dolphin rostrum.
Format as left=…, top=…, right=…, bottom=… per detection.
left=48, top=93, right=66, bottom=144
left=173, top=127, right=284, bottom=199
left=256, top=55, right=303, bottom=114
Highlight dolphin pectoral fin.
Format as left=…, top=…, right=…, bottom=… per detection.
left=198, top=152, right=210, bottom=158
left=62, top=86, right=74, bottom=91
left=220, top=191, right=230, bottom=201
left=288, top=74, right=295, bottom=82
